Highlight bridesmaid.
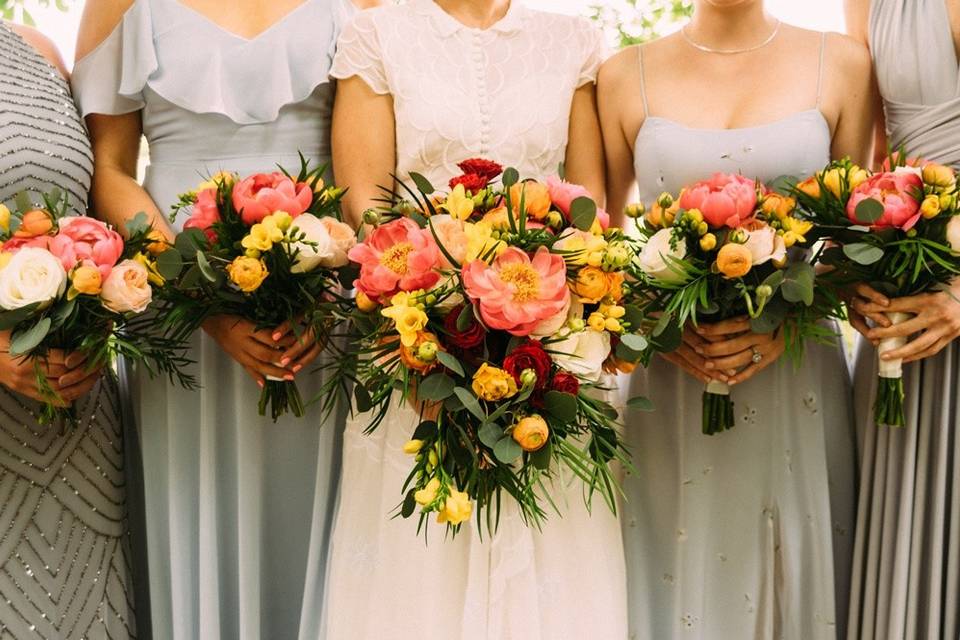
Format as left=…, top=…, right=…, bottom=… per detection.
left=599, top=1, right=874, bottom=637
left=71, top=0, right=374, bottom=637
left=845, top=1, right=960, bottom=637
left=0, top=21, right=136, bottom=637
left=322, top=1, right=627, bottom=638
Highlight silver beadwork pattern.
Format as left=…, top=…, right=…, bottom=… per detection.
left=0, top=23, right=136, bottom=639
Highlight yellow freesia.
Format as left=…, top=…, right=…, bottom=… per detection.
left=442, top=184, right=475, bottom=221
left=414, top=477, right=441, bottom=506
left=437, top=489, right=473, bottom=525
left=382, top=294, right=428, bottom=347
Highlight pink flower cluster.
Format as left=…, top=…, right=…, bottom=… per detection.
left=846, top=171, right=923, bottom=231
left=679, top=173, right=758, bottom=229
left=3, top=214, right=124, bottom=278
left=348, top=218, right=441, bottom=302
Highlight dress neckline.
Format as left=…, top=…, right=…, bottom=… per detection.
left=413, top=0, right=524, bottom=37
left=637, top=108, right=830, bottom=138
left=170, top=0, right=315, bottom=42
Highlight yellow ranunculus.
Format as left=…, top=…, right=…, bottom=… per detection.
left=716, top=243, right=753, bottom=278
left=437, top=489, right=473, bottom=525
left=761, top=194, right=796, bottom=219
left=471, top=363, right=519, bottom=402
left=71, top=264, right=102, bottom=295
left=512, top=415, right=549, bottom=452
left=442, top=184, right=475, bottom=221
left=227, top=256, right=269, bottom=292
left=921, top=194, right=942, bottom=219
left=465, top=221, right=505, bottom=262
left=922, top=163, right=956, bottom=191
left=382, top=300, right=428, bottom=347
left=414, top=477, right=441, bottom=506
left=241, top=224, right=276, bottom=252
left=699, top=233, right=717, bottom=252
left=356, top=291, right=379, bottom=312
left=402, top=439, right=424, bottom=455
left=574, top=266, right=610, bottom=303
left=0, top=204, right=10, bottom=233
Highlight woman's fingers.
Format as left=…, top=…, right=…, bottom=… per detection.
left=58, top=362, right=102, bottom=388
left=699, top=333, right=764, bottom=358
left=850, top=298, right=892, bottom=327
left=694, top=316, right=751, bottom=338
left=281, top=328, right=317, bottom=362
left=848, top=308, right=877, bottom=343
left=881, top=326, right=943, bottom=361
left=728, top=335, right=785, bottom=385
left=290, top=342, right=322, bottom=374
left=243, top=365, right=266, bottom=388
left=854, top=284, right=890, bottom=306
left=57, top=371, right=101, bottom=403
left=867, top=314, right=928, bottom=341
left=903, top=336, right=953, bottom=364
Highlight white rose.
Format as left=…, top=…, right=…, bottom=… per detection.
left=548, top=330, right=611, bottom=382
left=743, top=225, right=787, bottom=266
left=0, top=247, right=66, bottom=310
left=947, top=216, right=960, bottom=254
left=101, top=259, right=152, bottom=313
left=316, top=217, right=356, bottom=268
left=289, top=214, right=336, bottom=273
left=638, top=228, right=687, bottom=284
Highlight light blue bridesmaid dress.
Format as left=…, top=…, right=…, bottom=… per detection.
left=621, top=37, right=857, bottom=639
left=71, top=1, right=350, bottom=637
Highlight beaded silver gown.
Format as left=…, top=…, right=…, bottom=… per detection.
left=0, top=23, right=136, bottom=638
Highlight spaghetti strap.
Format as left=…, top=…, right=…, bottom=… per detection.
left=815, top=31, right=826, bottom=108
left=637, top=45, right=651, bottom=117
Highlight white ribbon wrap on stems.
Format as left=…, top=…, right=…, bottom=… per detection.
left=705, top=380, right=730, bottom=395
left=877, top=311, right=911, bottom=379
left=267, top=375, right=286, bottom=382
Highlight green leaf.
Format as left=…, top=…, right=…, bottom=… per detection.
left=156, top=248, right=183, bottom=281
left=501, top=167, right=519, bottom=188
left=843, top=242, right=885, bottom=266
left=650, top=315, right=682, bottom=353
left=615, top=340, right=643, bottom=363
left=478, top=422, right=503, bottom=448
left=761, top=270, right=785, bottom=291
left=10, top=317, right=51, bottom=356
left=619, top=333, right=648, bottom=352
left=412, top=420, right=438, bottom=441
left=530, top=440, right=552, bottom=470
left=854, top=198, right=885, bottom=224
left=781, top=263, right=815, bottom=306
left=627, top=396, right=655, bottom=412
left=417, top=373, right=455, bottom=401
left=768, top=174, right=800, bottom=197
left=195, top=251, right=218, bottom=283
left=570, top=196, right=597, bottom=231
left=750, top=298, right=788, bottom=334
left=49, top=297, right=76, bottom=330
left=453, top=387, right=486, bottom=421
left=353, top=383, right=372, bottom=413
left=544, top=391, right=578, bottom=423
left=408, top=172, right=435, bottom=196
left=0, top=302, right=40, bottom=331
left=14, top=191, right=31, bottom=214
left=175, top=228, right=209, bottom=258
left=436, top=351, right=465, bottom=377
left=622, top=304, right=645, bottom=331
left=493, top=436, right=523, bottom=464
left=401, top=489, right=417, bottom=518
left=125, top=211, right=150, bottom=236
left=456, top=303, right=474, bottom=332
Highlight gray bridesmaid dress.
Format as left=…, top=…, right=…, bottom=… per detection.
left=848, top=1, right=960, bottom=638
left=621, top=39, right=857, bottom=640
left=0, top=23, right=136, bottom=638
left=70, top=1, right=349, bottom=637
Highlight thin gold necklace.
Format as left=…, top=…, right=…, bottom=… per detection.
left=681, top=19, right=782, bottom=55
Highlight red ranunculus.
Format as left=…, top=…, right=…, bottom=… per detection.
left=550, top=371, right=580, bottom=396
left=457, top=159, right=503, bottom=182
left=443, top=304, right=486, bottom=349
left=449, top=173, right=488, bottom=194
left=502, top=340, right=551, bottom=390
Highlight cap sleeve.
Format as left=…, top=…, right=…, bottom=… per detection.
left=71, top=0, right=156, bottom=116
left=576, top=21, right=608, bottom=87
left=330, top=9, right=389, bottom=95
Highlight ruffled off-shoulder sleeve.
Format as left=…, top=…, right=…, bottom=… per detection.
left=71, top=0, right=156, bottom=116
left=329, top=10, right=390, bottom=95
left=576, top=21, right=608, bottom=87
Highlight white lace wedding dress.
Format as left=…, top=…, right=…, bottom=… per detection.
left=322, top=2, right=627, bottom=639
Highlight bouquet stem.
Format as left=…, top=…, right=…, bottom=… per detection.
left=259, top=377, right=305, bottom=421
left=874, top=311, right=910, bottom=427
left=702, top=380, right=735, bottom=435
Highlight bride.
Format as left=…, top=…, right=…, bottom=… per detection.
left=321, top=1, right=627, bottom=638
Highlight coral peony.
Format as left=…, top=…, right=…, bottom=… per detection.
left=45, top=216, right=124, bottom=279
left=462, top=246, right=570, bottom=336
left=679, top=173, right=758, bottom=229
left=348, top=218, right=441, bottom=302
left=232, top=172, right=313, bottom=225
left=846, top=171, right=924, bottom=231
left=183, top=188, right=221, bottom=242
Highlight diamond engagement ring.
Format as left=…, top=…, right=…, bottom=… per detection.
left=751, top=347, right=763, bottom=364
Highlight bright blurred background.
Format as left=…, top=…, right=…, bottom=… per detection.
left=2, top=0, right=847, bottom=67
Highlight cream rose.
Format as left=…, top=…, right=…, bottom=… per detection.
left=743, top=225, right=787, bottom=266
left=0, top=247, right=66, bottom=310
left=548, top=329, right=611, bottom=382
left=101, top=259, right=153, bottom=313
left=316, top=217, right=356, bottom=268
left=288, top=214, right=335, bottom=274
left=638, top=228, right=687, bottom=284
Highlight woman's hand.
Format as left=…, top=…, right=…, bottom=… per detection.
left=857, top=281, right=960, bottom=363
left=692, top=316, right=786, bottom=386
left=0, top=331, right=102, bottom=403
left=845, top=283, right=893, bottom=342
left=659, top=328, right=727, bottom=385
left=203, top=315, right=301, bottom=386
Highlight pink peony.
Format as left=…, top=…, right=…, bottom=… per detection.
left=462, top=246, right=571, bottom=336
left=183, top=188, right=221, bottom=242
left=348, top=217, right=442, bottom=301
left=846, top=171, right=923, bottom=231
left=545, top=176, right=609, bottom=230
left=232, top=172, right=313, bottom=225
left=40, top=216, right=123, bottom=279
left=679, top=173, right=758, bottom=229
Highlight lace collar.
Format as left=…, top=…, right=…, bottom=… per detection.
left=412, top=0, right=526, bottom=37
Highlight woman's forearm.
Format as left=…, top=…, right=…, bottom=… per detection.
left=90, top=165, right=174, bottom=241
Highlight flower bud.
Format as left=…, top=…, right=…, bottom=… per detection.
left=755, top=284, right=773, bottom=300
left=699, top=233, right=717, bottom=251
left=604, top=317, right=622, bottom=333
left=546, top=211, right=564, bottom=228
left=922, top=163, right=956, bottom=191
left=417, top=341, right=439, bottom=362
left=941, top=193, right=956, bottom=211
left=728, top=229, right=747, bottom=244
left=519, top=368, right=538, bottom=389
left=921, top=194, right=942, bottom=219
left=403, top=439, right=424, bottom=455
left=569, top=318, right=586, bottom=332
left=624, top=202, right=645, bottom=219
left=395, top=200, right=417, bottom=217
left=657, top=193, right=674, bottom=209
left=362, top=209, right=382, bottom=225
left=686, top=208, right=703, bottom=225
left=588, top=312, right=606, bottom=332
left=427, top=450, right=439, bottom=469
left=697, top=222, right=709, bottom=236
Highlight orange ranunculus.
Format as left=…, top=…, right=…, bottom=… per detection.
left=574, top=266, right=610, bottom=303
left=605, top=271, right=625, bottom=302
left=509, top=181, right=551, bottom=220
left=512, top=415, right=549, bottom=452
left=399, top=331, right=442, bottom=374
left=761, top=193, right=796, bottom=219
left=71, top=264, right=102, bottom=295
left=481, top=206, right=510, bottom=229
left=14, top=210, right=54, bottom=238
left=716, top=243, right=753, bottom=278
left=797, top=177, right=821, bottom=199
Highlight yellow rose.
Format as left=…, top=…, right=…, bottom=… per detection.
left=70, top=264, right=102, bottom=296
left=471, top=363, right=519, bottom=402
left=761, top=194, right=796, bottom=220
left=921, top=194, right=942, bottom=219
left=402, top=439, right=424, bottom=455
left=509, top=181, right=551, bottom=220
left=922, top=163, right=956, bottom=191
left=227, top=256, right=269, bottom=292
left=797, top=177, right=822, bottom=200
left=574, top=266, right=610, bottom=303
left=442, top=184, right=475, bottom=221
left=0, top=204, right=9, bottom=233
left=699, top=233, right=718, bottom=252
left=821, top=169, right=843, bottom=198
left=0, top=252, right=12, bottom=271
left=382, top=301, right=428, bottom=347
left=716, top=243, right=753, bottom=279
left=356, top=291, right=379, bottom=312
left=512, top=415, right=550, bottom=452
left=414, top=477, right=441, bottom=506
left=437, top=489, right=473, bottom=525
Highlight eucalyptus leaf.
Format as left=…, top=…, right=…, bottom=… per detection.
left=854, top=198, right=885, bottom=224
left=616, top=340, right=643, bottom=363
left=14, top=191, right=31, bottom=214
left=768, top=175, right=800, bottom=197
left=619, top=333, right=648, bottom=352
left=156, top=248, right=184, bottom=281
left=412, top=420, right=438, bottom=441
left=125, top=211, right=150, bottom=236
left=750, top=298, right=788, bottom=334
left=353, top=383, right=372, bottom=413
left=10, top=317, right=51, bottom=356
left=530, top=440, right=552, bottom=470
left=454, top=387, right=486, bottom=421
left=478, top=422, right=503, bottom=449
left=493, top=436, right=523, bottom=464
left=843, top=242, right=884, bottom=266
left=622, top=305, right=645, bottom=331
left=0, top=302, right=41, bottom=331
left=781, top=263, right=815, bottom=306
left=195, top=251, right=218, bottom=283
left=650, top=316, right=682, bottom=353
left=544, top=391, right=578, bottom=423
left=416, top=373, right=455, bottom=401
left=175, top=228, right=209, bottom=258
left=49, top=297, right=76, bottom=330
left=456, top=303, right=474, bottom=332
left=436, top=351, right=465, bottom=377
left=401, top=489, right=417, bottom=518
left=570, top=197, right=597, bottom=231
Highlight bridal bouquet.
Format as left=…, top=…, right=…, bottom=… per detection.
left=0, top=189, right=191, bottom=423
left=794, top=157, right=960, bottom=426
left=630, top=173, right=837, bottom=435
left=166, top=159, right=357, bottom=421
left=343, top=159, right=646, bottom=535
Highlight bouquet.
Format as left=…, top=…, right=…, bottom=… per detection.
left=0, top=189, right=192, bottom=423
left=166, top=158, right=357, bottom=421
left=341, top=159, right=648, bottom=536
left=794, top=157, right=960, bottom=426
left=629, top=173, right=839, bottom=435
